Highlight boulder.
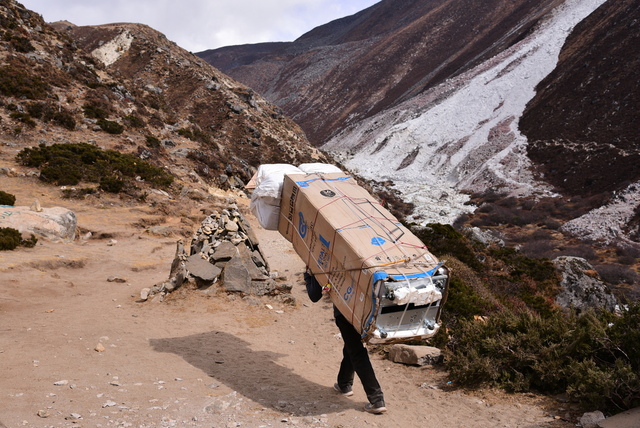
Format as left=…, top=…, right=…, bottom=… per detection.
left=579, top=411, right=605, bottom=428
left=553, top=256, right=618, bottom=312
left=0, top=205, right=76, bottom=241
left=389, top=344, right=442, bottom=366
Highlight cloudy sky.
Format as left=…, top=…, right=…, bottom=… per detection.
left=19, top=0, right=380, bottom=52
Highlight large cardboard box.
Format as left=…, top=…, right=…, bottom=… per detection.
left=278, top=172, right=449, bottom=342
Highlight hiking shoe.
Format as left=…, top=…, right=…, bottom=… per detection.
left=333, top=383, right=354, bottom=397
left=364, top=402, right=387, bottom=414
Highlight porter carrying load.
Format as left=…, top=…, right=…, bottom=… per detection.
left=251, top=164, right=449, bottom=343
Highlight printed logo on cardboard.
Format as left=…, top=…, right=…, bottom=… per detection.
left=371, top=237, right=386, bottom=246
left=320, top=189, right=336, bottom=198
left=298, top=212, right=308, bottom=238
left=317, top=235, right=331, bottom=269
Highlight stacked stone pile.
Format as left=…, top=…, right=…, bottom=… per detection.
left=142, top=206, right=291, bottom=301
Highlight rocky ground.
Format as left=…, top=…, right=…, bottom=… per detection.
left=0, top=170, right=583, bottom=428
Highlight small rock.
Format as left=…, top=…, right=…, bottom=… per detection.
left=140, top=288, right=151, bottom=301
left=107, top=276, right=127, bottom=283
left=53, top=380, right=69, bottom=386
left=30, top=200, right=43, bottom=212
left=36, top=410, right=50, bottom=418
left=225, top=221, right=239, bottom=232
left=107, top=239, right=117, bottom=246
left=102, top=400, right=117, bottom=408
left=95, top=343, right=105, bottom=352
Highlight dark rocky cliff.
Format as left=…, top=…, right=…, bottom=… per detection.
left=521, top=0, right=640, bottom=197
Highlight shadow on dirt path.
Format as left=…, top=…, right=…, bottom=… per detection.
left=150, top=330, right=355, bottom=416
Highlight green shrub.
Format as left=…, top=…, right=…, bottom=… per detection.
left=82, top=103, right=108, bottom=119
left=21, top=234, right=37, bottom=248
left=16, top=142, right=173, bottom=190
left=489, top=247, right=557, bottom=282
left=0, top=227, right=21, bottom=250
left=177, top=127, right=210, bottom=144
left=40, top=159, right=83, bottom=185
left=412, top=223, right=484, bottom=270
left=443, top=276, right=489, bottom=320
left=0, top=190, right=16, bottom=206
left=123, top=114, right=145, bottom=128
left=52, top=111, right=76, bottom=130
left=99, top=176, right=124, bottom=193
left=97, top=119, right=124, bottom=134
left=25, top=102, right=76, bottom=130
left=145, top=135, right=161, bottom=148
left=444, top=305, right=640, bottom=414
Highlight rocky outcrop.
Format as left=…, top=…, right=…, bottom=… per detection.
left=142, top=206, right=289, bottom=301
left=522, top=0, right=640, bottom=198
left=553, top=256, right=618, bottom=312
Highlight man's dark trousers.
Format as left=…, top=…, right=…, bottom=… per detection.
left=334, top=306, right=384, bottom=405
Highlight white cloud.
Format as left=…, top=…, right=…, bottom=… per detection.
left=19, top=0, right=380, bottom=52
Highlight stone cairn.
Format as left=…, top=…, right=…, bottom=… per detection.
left=142, top=205, right=291, bottom=302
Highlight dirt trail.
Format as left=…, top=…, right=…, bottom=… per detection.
left=0, top=175, right=575, bottom=427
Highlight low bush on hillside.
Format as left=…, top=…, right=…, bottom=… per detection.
left=417, top=222, right=639, bottom=413
left=177, top=127, right=211, bottom=144
left=15, top=142, right=173, bottom=191
left=123, top=114, right=145, bottom=128
left=594, top=264, right=639, bottom=285
left=0, top=190, right=16, bottom=206
left=25, top=102, right=76, bottom=130
left=412, top=223, right=484, bottom=271
left=97, top=119, right=124, bottom=134
left=444, top=305, right=640, bottom=414
left=8, top=35, right=35, bottom=53
left=0, top=227, right=21, bottom=250
left=0, top=59, right=50, bottom=99
left=83, top=103, right=109, bottom=120
left=0, top=227, right=37, bottom=251
left=145, top=135, right=161, bottom=148
left=9, top=111, right=36, bottom=127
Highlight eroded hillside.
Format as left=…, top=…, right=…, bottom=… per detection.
left=1, top=0, right=325, bottom=197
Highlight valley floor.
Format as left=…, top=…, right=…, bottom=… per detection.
left=0, top=175, right=576, bottom=428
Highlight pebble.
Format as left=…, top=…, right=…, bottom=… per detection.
left=95, top=343, right=106, bottom=352
left=102, top=400, right=117, bottom=408
left=53, top=380, right=69, bottom=386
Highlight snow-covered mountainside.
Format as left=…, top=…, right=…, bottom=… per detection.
left=322, top=0, right=607, bottom=225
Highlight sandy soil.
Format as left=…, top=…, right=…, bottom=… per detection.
left=0, top=173, right=578, bottom=428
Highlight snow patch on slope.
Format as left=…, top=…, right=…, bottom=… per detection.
left=323, top=0, right=607, bottom=226
left=92, top=31, right=134, bottom=67
left=561, top=181, right=640, bottom=247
